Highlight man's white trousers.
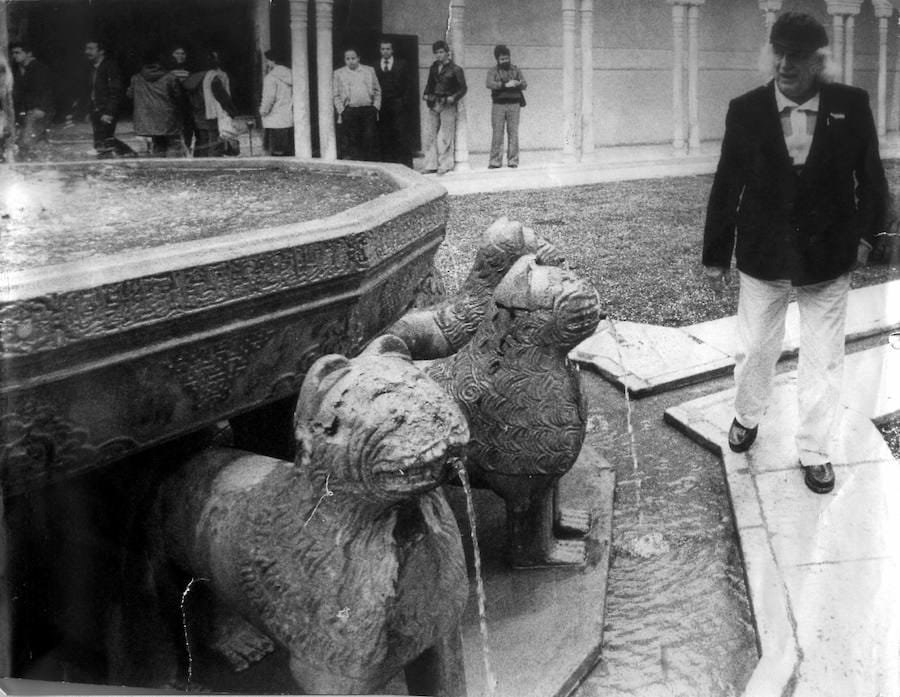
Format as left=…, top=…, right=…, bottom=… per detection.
left=733, top=271, right=850, bottom=466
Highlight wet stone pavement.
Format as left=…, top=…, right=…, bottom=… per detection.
left=574, top=367, right=758, bottom=697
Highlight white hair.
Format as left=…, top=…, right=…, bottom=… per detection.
left=757, top=43, right=839, bottom=85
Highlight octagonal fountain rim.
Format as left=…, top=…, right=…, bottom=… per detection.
left=1, top=158, right=448, bottom=302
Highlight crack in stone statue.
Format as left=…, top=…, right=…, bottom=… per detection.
left=139, top=335, right=471, bottom=695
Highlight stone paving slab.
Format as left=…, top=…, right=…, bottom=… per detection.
left=446, top=444, right=615, bottom=697
left=571, top=280, right=900, bottom=398
left=663, top=343, right=900, bottom=697
left=569, top=320, right=732, bottom=397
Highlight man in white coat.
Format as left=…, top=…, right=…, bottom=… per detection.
left=259, top=49, right=294, bottom=156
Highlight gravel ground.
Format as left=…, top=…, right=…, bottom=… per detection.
left=878, top=419, right=900, bottom=458
left=438, top=162, right=900, bottom=326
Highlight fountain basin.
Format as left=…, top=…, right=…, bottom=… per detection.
left=0, top=158, right=448, bottom=495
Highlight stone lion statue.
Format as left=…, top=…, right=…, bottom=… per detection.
left=139, top=335, right=471, bottom=695
left=426, top=254, right=604, bottom=568
left=387, top=216, right=562, bottom=359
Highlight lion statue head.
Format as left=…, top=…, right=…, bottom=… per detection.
left=294, top=335, right=471, bottom=504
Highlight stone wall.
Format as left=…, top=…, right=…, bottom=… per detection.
left=383, top=0, right=899, bottom=154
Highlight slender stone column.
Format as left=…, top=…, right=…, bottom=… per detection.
left=288, top=0, right=312, bottom=158
left=562, top=0, right=578, bottom=162
left=315, top=0, right=337, bottom=160
left=668, top=1, right=686, bottom=152
left=253, top=0, right=271, bottom=107
left=758, top=0, right=783, bottom=33
left=826, top=1, right=864, bottom=84
left=873, top=0, right=894, bottom=135
left=1, top=0, right=15, bottom=162
left=844, top=14, right=855, bottom=84
left=686, top=2, right=703, bottom=151
left=449, top=0, right=469, bottom=171
left=891, top=26, right=900, bottom=132
left=580, top=0, right=595, bottom=156
left=832, top=14, right=845, bottom=82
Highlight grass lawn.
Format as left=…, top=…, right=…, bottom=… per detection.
left=438, top=160, right=900, bottom=326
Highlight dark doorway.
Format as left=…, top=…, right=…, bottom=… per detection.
left=7, top=0, right=257, bottom=119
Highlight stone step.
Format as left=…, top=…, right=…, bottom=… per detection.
left=662, top=342, right=900, bottom=697
left=570, top=280, right=900, bottom=398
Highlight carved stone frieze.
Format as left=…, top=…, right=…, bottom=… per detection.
left=2, top=199, right=445, bottom=358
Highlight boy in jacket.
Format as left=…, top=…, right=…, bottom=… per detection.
left=485, top=44, right=526, bottom=169
left=422, top=40, right=467, bottom=175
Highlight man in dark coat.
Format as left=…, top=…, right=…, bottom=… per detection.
left=422, top=40, right=466, bottom=175
left=10, top=41, right=54, bottom=159
left=182, top=50, right=239, bottom=157
left=703, top=12, right=889, bottom=494
left=127, top=51, right=186, bottom=157
left=73, top=39, right=136, bottom=158
left=374, top=37, right=412, bottom=168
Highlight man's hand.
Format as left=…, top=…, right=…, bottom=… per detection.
left=100, top=114, right=114, bottom=125
left=29, top=109, right=46, bottom=120
left=704, top=266, right=729, bottom=293
left=505, top=79, right=520, bottom=88
left=446, top=96, right=455, bottom=105
left=851, top=240, right=871, bottom=271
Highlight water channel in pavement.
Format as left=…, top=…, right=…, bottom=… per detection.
left=574, top=369, right=758, bottom=697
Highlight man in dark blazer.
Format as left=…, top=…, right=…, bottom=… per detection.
left=76, top=39, right=136, bottom=158
left=375, top=37, right=412, bottom=168
left=703, top=11, right=889, bottom=494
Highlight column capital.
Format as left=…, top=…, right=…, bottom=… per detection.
left=288, top=0, right=308, bottom=24
left=872, top=0, right=895, bottom=19
left=666, top=0, right=706, bottom=6
left=757, top=0, right=783, bottom=11
left=825, top=0, right=863, bottom=16
left=562, top=0, right=577, bottom=11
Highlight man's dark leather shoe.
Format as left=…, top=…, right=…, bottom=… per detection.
left=803, top=462, right=835, bottom=494
left=728, top=418, right=758, bottom=453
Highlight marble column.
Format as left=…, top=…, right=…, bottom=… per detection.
left=686, top=2, right=703, bottom=151
left=669, top=1, right=686, bottom=152
left=757, top=0, right=783, bottom=33
left=1, top=0, right=15, bottom=162
left=315, top=0, right=337, bottom=160
left=580, top=0, right=595, bottom=156
left=289, top=0, right=312, bottom=158
left=826, top=1, right=864, bottom=84
left=832, top=13, right=845, bottom=83
left=562, top=0, right=578, bottom=162
left=891, top=29, right=900, bottom=132
left=449, top=0, right=469, bottom=170
left=253, top=0, right=271, bottom=107
left=872, top=0, right=894, bottom=135
left=844, top=14, right=855, bottom=84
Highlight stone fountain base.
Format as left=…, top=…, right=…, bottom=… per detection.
left=447, top=444, right=615, bottom=697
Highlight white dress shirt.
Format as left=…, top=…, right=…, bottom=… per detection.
left=775, top=86, right=819, bottom=166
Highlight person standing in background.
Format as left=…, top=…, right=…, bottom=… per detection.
left=485, top=44, right=526, bottom=169
left=10, top=41, right=55, bottom=160
left=332, top=47, right=380, bottom=161
left=422, top=40, right=466, bottom=175
left=127, top=50, right=186, bottom=157
left=259, top=49, right=294, bottom=156
left=374, top=38, right=412, bottom=168
left=70, top=39, right=136, bottom=158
